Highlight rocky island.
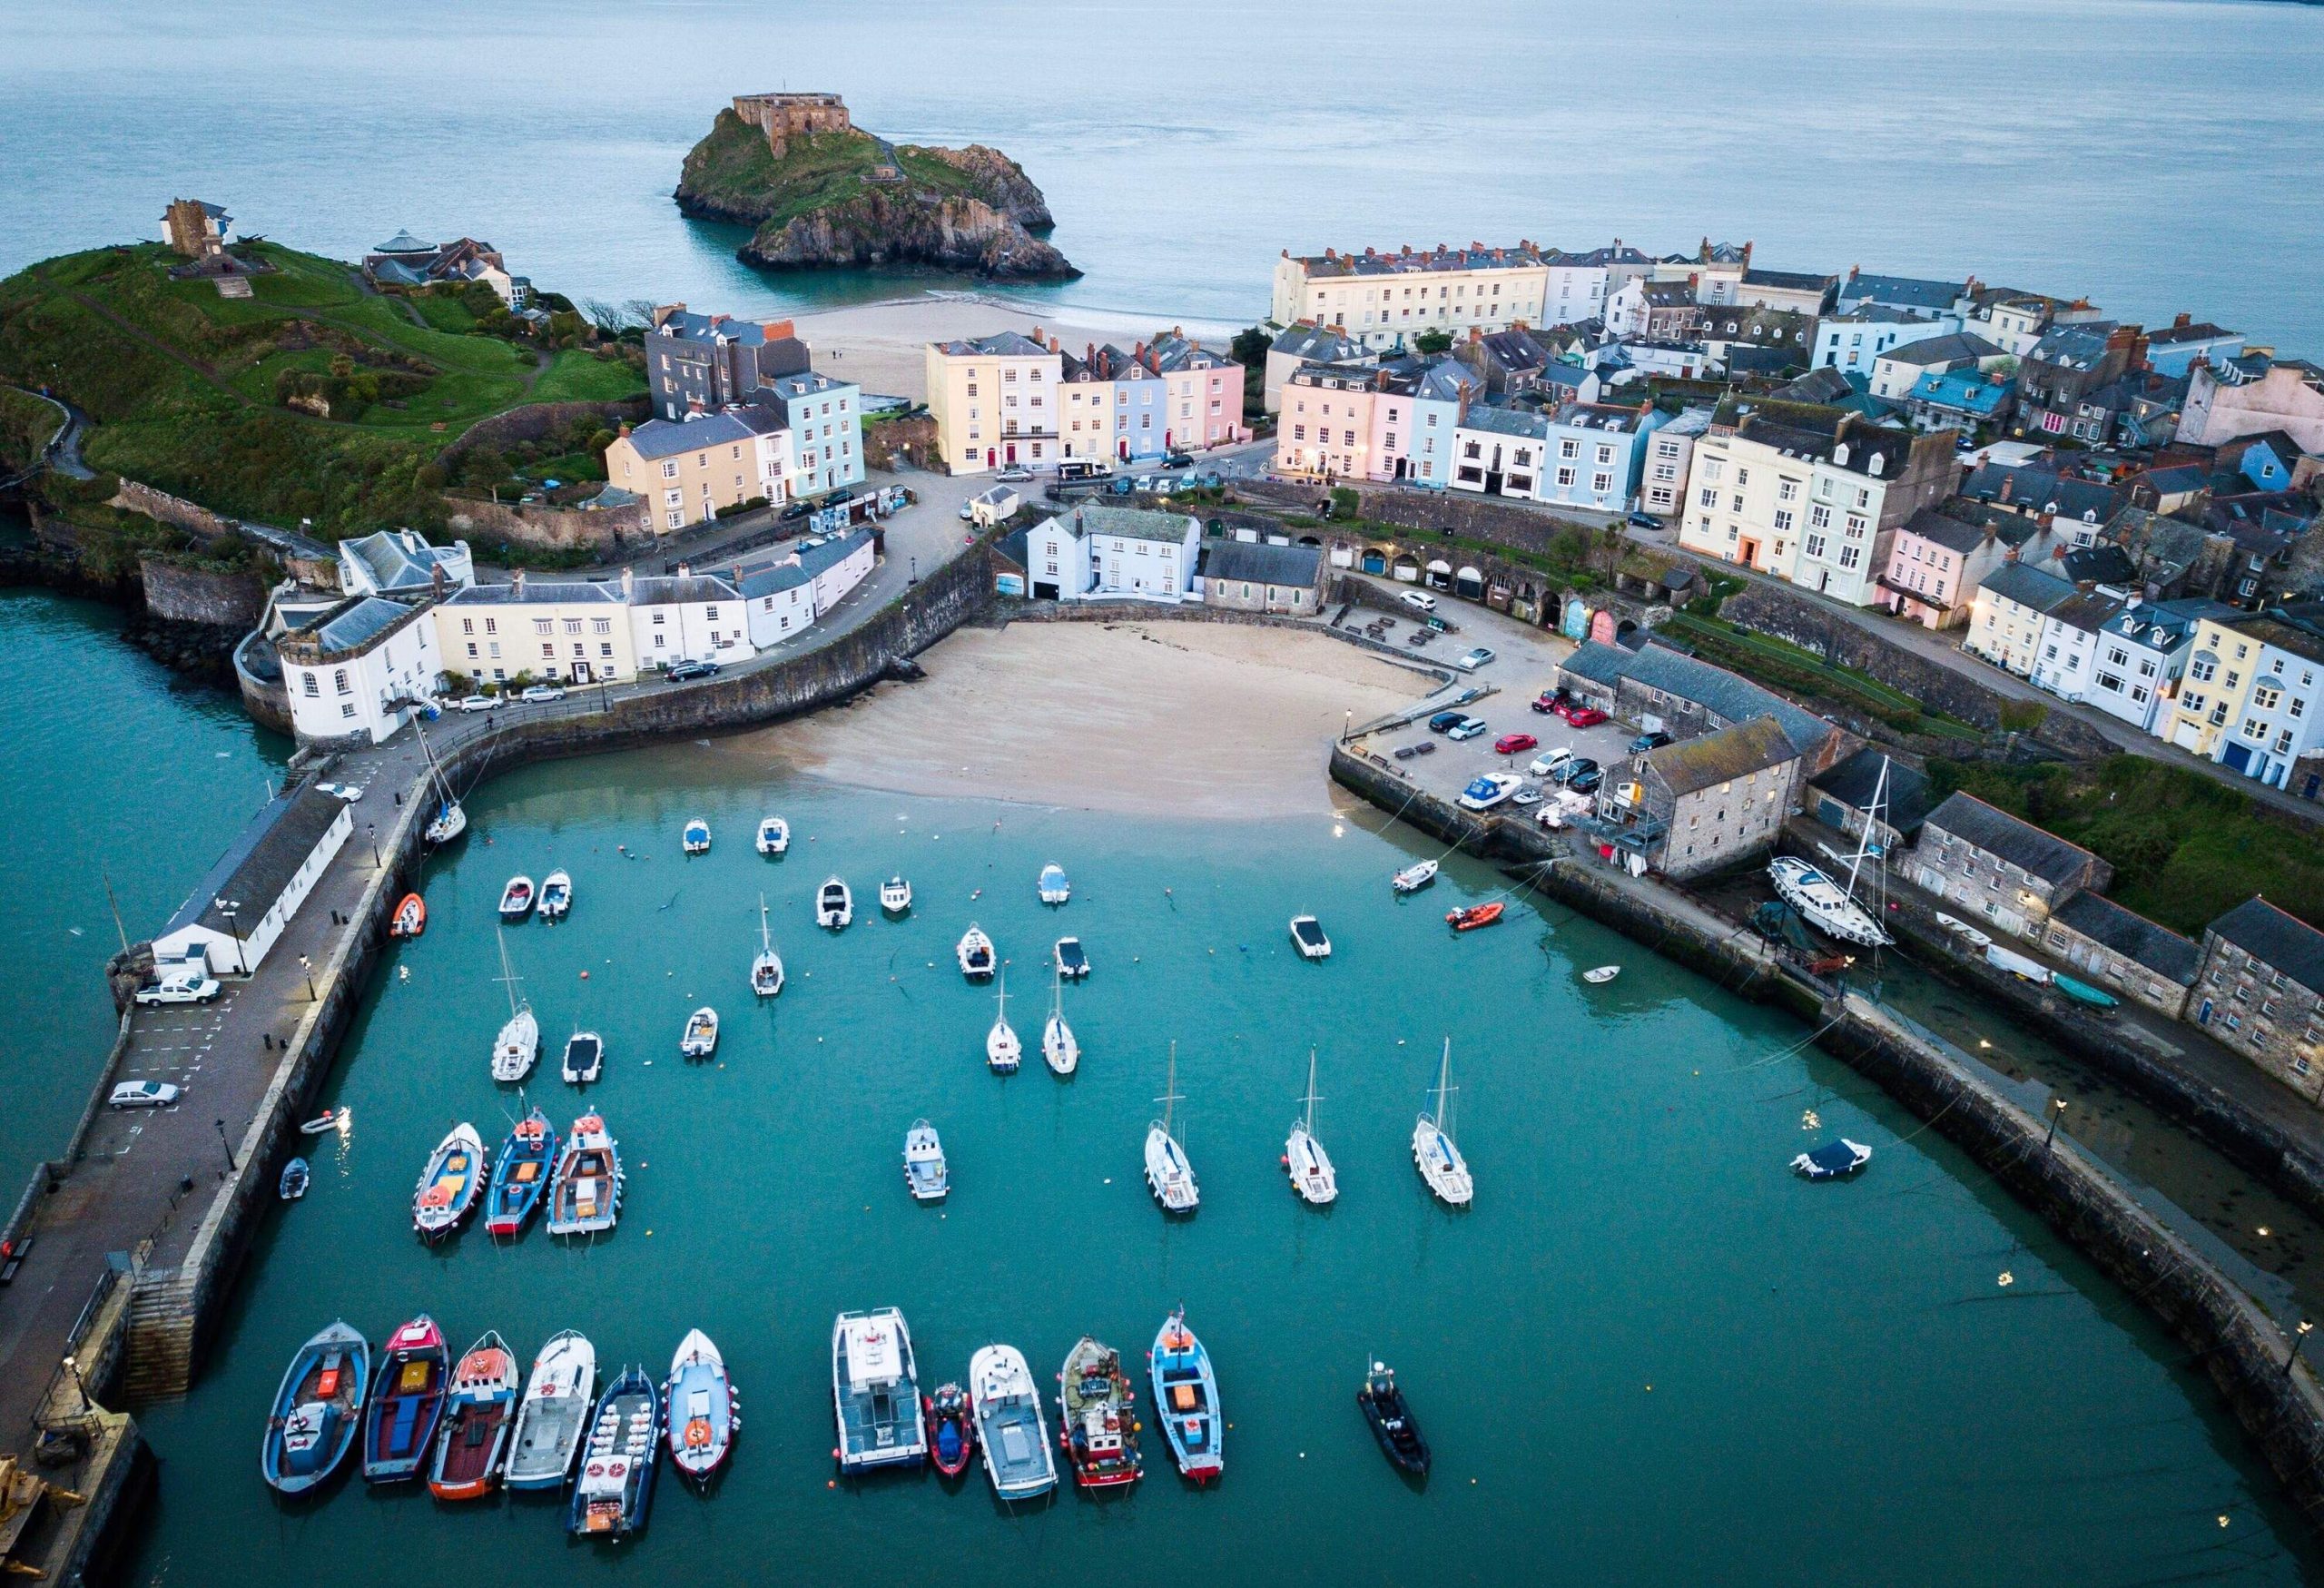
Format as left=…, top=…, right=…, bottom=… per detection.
left=674, top=93, right=1077, bottom=280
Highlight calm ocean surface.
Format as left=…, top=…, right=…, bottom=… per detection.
left=5, top=0, right=2324, bottom=349
left=117, top=753, right=2320, bottom=1583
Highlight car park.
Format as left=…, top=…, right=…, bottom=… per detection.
left=1453, top=647, right=1496, bottom=672
left=1426, top=709, right=1466, bottom=733
left=665, top=659, right=721, bottom=683
left=109, top=1080, right=181, bottom=1110
left=1492, top=733, right=1538, bottom=756
left=1456, top=774, right=1523, bottom=812
left=518, top=685, right=566, bottom=703
left=1445, top=715, right=1488, bottom=741
left=1630, top=730, right=1672, bottom=753
left=134, top=974, right=221, bottom=1007
left=1528, top=747, right=1573, bottom=777
left=1399, top=590, right=1438, bottom=613
left=456, top=694, right=500, bottom=713
left=1560, top=705, right=1609, bottom=728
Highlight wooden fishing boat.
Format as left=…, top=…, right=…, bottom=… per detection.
left=1446, top=901, right=1504, bottom=932
left=957, top=923, right=996, bottom=981
left=971, top=1345, right=1057, bottom=1499
left=546, top=1113, right=623, bottom=1237
left=568, top=1366, right=659, bottom=1537
left=389, top=893, right=426, bottom=938
left=755, top=815, right=790, bottom=856
left=538, top=869, right=573, bottom=922
left=428, top=1333, right=517, bottom=1501
left=261, top=1320, right=369, bottom=1494
left=1059, top=1336, right=1141, bottom=1489
left=924, top=1382, right=975, bottom=1477
left=1147, top=1307, right=1222, bottom=1484
left=679, top=1006, right=719, bottom=1059
left=682, top=818, right=712, bottom=855
left=505, top=1330, right=596, bottom=1491
left=1357, top=1361, right=1431, bottom=1475
left=484, top=1109, right=557, bottom=1238
left=363, top=1316, right=447, bottom=1484
left=412, top=1124, right=485, bottom=1241
left=665, top=1329, right=738, bottom=1488
left=497, top=875, right=535, bottom=922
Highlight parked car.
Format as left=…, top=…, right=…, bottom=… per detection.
left=134, top=975, right=221, bottom=1007
left=959, top=501, right=976, bottom=521
left=1426, top=709, right=1467, bottom=734
left=1566, top=765, right=1605, bottom=794
left=1551, top=756, right=1601, bottom=786
left=1399, top=590, right=1438, bottom=613
left=1528, top=747, right=1573, bottom=777
left=1453, top=647, right=1496, bottom=673
left=1493, top=732, right=1538, bottom=756
left=1445, top=715, right=1488, bottom=741
left=1163, top=450, right=1195, bottom=469
left=456, top=694, right=500, bottom=714
left=518, top=685, right=566, bottom=704
left=995, top=464, right=1035, bottom=483
left=1560, top=705, right=1609, bottom=728
left=665, top=659, right=721, bottom=683
left=109, top=1080, right=181, bottom=1110
left=1626, top=510, right=1662, bottom=530
left=1629, top=730, right=1672, bottom=754
left=1456, top=774, right=1523, bottom=812
left=781, top=499, right=812, bottom=521
left=1531, top=689, right=1566, bottom=715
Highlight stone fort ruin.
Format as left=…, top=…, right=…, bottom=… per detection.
left=731, top=93, right=852, bottom=158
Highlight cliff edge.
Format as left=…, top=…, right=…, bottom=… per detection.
left=674, top=109, right=1077, bottom=281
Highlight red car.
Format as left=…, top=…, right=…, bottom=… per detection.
left=1492, top=732, right=1538, bottom=756
left=1531, top=691, right=1563, bottom=715
left=1560, top=705, right=1609, bottom=728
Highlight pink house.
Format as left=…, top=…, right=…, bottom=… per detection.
left=1881, top=503, right=2056, bottom=629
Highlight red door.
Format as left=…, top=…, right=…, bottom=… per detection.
left=1005, top=443, right=1017, bottom=465
left=986, top=448, right=996, bottom=469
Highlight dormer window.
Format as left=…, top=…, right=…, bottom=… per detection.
left=1832, top=442, right=1849, bottom=467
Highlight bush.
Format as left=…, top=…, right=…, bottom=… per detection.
left=715, top=496, right=768, bottom=519
left=1997, top=699, right=2049, bottom=734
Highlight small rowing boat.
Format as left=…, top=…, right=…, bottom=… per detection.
left=568, top=1366, right=659, bottom=1537
left=755, top=815, right=789, bottom=855
left=261, top=1320, right=369, bottom=1494
left=363, top=1316, right=447, bottom=1484
left=538, top=869, right=572, bottom=922
left=1582, top=965, right=1620, bottom=984
left=817, top=876, right=853, bottom=930
left=562, top=1030, right=604, bottom=1085
left=682, top=818, right=712, bottom=855
left=299, top=1107, right=349, bottom=1136
left=485, top=1108, right=557, bottom=1238
left=957, top=923, right=996, bottom=981
left=1446, top=901, right=1504, bottom=932
left=880, top=875, right=912, bottom=914
left=1147, top=1307, right=1222, bottom=1484
left=665, top=1329, right=738, bottom=1488
left=389, top=893, right=426, bottom=938
left=1392, top=859, right=1439, bottom=893
left=680, top=1006, right=719, bottom=1059
left=505, top=1329, right=596, bottom=1491
left=428, top=1333, right=517, bottom=1501
left=497, top=875, right=536, bottom=922
left=412, top=1123, right=485, bottom=1240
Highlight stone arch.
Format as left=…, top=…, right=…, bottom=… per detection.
left=1390, top=550, right=1421, bottom=582
left=1454, top=565, right=1485, bottom=599
left=1424, top=557, right=1453, bottom=591
left=1361, top=547, right=1388, bottom=576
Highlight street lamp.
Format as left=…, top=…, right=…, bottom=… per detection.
left=2043, top=1097, right=2068, bottom=1154
left=63, top=1354, right=90, bottom=1415
left=213, top=1118, right=237, bottom=1173
left=214, top=896, right=244, bottom=972
left=1343, top=708, right=1353, bottom=745
left=2287, top=1320, right=2314, bottom=1380
left=298, top=954, right=317, bottom=1001
left=910, top=556, right=918, bottom=585
left=366, top=821, right=379, bottom=868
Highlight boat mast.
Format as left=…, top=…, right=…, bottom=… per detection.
left=1843, top=755, right=1888, bottom=904
left=1158, top=1041, right=1183, bottom=1138
left=759, top=893, right=772, bottom=954
left=1302, top=1046, right=1322, bottom=1134
left=1433, top=1038, right=1459, bottom=1138
left=495, top=928, right=523, bottom=1017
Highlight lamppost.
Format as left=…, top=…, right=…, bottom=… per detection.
left=213, top=1118, right=237, bottom=1173
left=910, top=556, right=919, bottom=586
left=63, top=1354, right=90, bottom=1415
left=214, top=896, right=244, bottom=972
left=298, top=954, right=317, bottom=1001
left=1343, top=709, right=1352, bottom=745
left=366, top=821, right=379, bottom=868
left=2288, top=1320, right=2315, bottom=1380
left=2043, top=1097, right=2068, bottom=1154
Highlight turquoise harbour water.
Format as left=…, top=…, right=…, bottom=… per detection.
left=122, top=751, right=2319, bottom=1583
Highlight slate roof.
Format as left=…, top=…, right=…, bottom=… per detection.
left=1460, top=406, right=1551, bottom=440
left=1551, top=401, right=1650, bottom=435
left=1900, top=505, right=1994, bottom=555
left=738, top=562, right=810, bottom=599
left=932, top=330, right=1052, bottom=358
left=1533, top=362, right=1593, bottom=391
left=2052, top=893, right=2201, bottom=985
left=630, top=574, right=740, bottom=606
left=300, top=596, right=418, bottom=655
left=1472, top=329, right=1550, bottom=372
left=1289, top=242, right=1545, bottom=279
left=1561, top=640, right=1836, bottom=759
left=161, top=784, right=350, bottom=937
left=765, top=370, right=854, bottom=401
left=1201, top=539, right=1322, bottom=587
left=1271, top=323, right=1365, bottom=364
left=797, top=529, right=874, bottom=577
left=1050, top=503, right=1196, bottom=547
left=1978, top=560, right=2078, bottom=613
left=443, top=580, right=623, bottom=606
left=2137, top=464, right=2211, bottom=497
left=1741, top=267, right=1836, bottom=294
left=2205, top=897, right=2324, bottom=992
left=1882, top=331, right=2004, bottom=368
left=374, top=230, right=432, bottom=255
left=1644, top=715, right=1797, bottom=797
left=1819, top=303, right=1930, bottom=327
left=1807, top=746, right=1932, bottom=835
left=1837, top=272, right=1965, bottom=314
left=2047, top=592, right=2121, bottom=636
left=341, top=528, right=460, bottom=593
left=623, top=411, right=774, bottom=461
left=2058, top=543, right=2139, bottom=587
left=1923, top=792, right=2100, bottom=888
left=1962, top=462, right=2125, bottom=525
left=2027, top=324, right=2118, bottom=371
left=1908, top=369, right=2012, bottom=418
left=2147, top=319, right=2239, bottom=348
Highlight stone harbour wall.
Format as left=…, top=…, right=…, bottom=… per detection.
left=134, top=555, right=265, bottom=628
left=443, top=490, right=645, bottom=551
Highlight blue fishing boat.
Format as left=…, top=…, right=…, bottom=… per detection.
left=569, top=1366, right=660, bottom=1539
left=2052, top=972, right=2120, bottom=1010
left=1792, top=1139, right=1873, bottom=1180
left=261, top=1320, right=369, bottom=1494
left=278, top=1157, right=310, bottom=1201
left=1147, top=1307, right=1222, bottom=1484
left=485, top=1109, right=557, bottom=1238
left=664, top=1329, right=738, bottom=1488
left=363, top=1315, right=448, bottom=1483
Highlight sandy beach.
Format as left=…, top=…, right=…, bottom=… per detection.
left=784, top=295, right=1243, bottom=404
left=716, top=621, right=1433, bottom=818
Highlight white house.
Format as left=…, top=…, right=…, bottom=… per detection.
left=433, top=576, right=638, bottom=687
left=802, top=530, right=876, bottom=615
left=1964, top=561, right=2079, bottom=676
left=625, top=569, right=748, bottom=669
left=1868, top=331, right=2008, bottom=402
left=278, top=596, right=443, bottom=745
left=1024, top=503, right=1199, bottom=603
left=1541, top=242, right=1654, bottom=326
left=1810, top=305, right=1961, bottom=375
left=740, top=564, right=814, bottom=648
left=337, top=528, right=473, bottom=597
left=2027, top=591, right=2123, bottom=704
left=1451, top=407, right=1552, bottom=501
left=152, top=784, right=353, bottom=976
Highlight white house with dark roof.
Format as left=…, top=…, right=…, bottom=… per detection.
left=277, top=595, right=443, bottom=744
left=801, top=530, right=876, bottom=614
left=1451, top=407, right=1551, bottom=501
left=1868, top=331, right=2009, bottom=402
left=2027, top=591, right=2126, bottom=705
left=1834, top=269, right=1972, bottom=321
left=1810, top=303, right=1964, bottom=375
left=1024, top=503, right=1198, bottom=603
left=740, top=563, right=813, bottom=648
left=152, top=784, right=353, bottom=976
left=1539, top=401, right=1668, bottom=513
left=1965, top=561, right=2079, bottom=676
left=2081, top=597, right=2234, bottom=733
left=2191, top=898, right=2324, bottom=1098
left=623, top=568, right=747, bottom=668
left=1264, top=323, right=1369, bottom=413
left=337, top=528, right=473, bottom=597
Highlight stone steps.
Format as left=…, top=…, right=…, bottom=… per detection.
left=122, top=1269, right=195, bottom=1404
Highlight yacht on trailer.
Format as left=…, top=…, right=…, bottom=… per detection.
left=490, top=930, right=538, bottom=1082
left=1285, top=1047, right=1337, bottom=1206
left=1413, top=1038, right=1473, bottom=1208
left=752, top=894, right=784, bottom=998
left=1144, top=1042, right=1198, bottom=1214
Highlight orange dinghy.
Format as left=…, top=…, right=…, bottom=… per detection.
left=389, top=893, right=427, bottom=938
left=1446, top=902, right=1505, bottom=932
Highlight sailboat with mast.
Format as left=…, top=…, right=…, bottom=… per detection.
left=1285, top=1047, right=1337, bottom=1206
left=1412, top=1039, right=1473, bottom=1208
left=1144, top=1042, right=1198, bottom=1214
left=490, top=930, right=538, bottom=1083
left=751, top=894, right=784, bottom=999
left=986, top=971, right=1020, bottom=1073
left=1040, top=966, right=1078, bottom=1076
left=419, top=720, right=466, bottom=846
left=1768, top=755, right=1894, bottom=947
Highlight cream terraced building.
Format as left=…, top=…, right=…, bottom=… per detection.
left=434, top=574, right=640, bottom=687
left=928, top=329, right=1064, bottom=475
left=605, top=409, right=793, bottom=533
left=1270, top=242, right=1551, bottom=351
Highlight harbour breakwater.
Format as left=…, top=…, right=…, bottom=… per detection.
left=1326, top=744, right=2324, bottom=1534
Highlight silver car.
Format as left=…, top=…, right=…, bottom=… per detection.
left=109, top=1080, right=181, bottom=1109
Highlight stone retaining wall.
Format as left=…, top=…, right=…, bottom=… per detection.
left=111, top=479, right=236, bottom=541
left=438, top=395, right=647, bottom=469
left=442, top=490, right=645, bottom=551
left=134, top=556, right=265, bottom=628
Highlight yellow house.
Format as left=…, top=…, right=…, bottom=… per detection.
left=433, top=573, right=640, bottom=687
left=606, top=410, right=793, bottom=536
left=927, top=330, right=1064, bottom=476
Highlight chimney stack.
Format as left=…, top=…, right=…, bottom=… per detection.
left=512, top=568, right=527, bottom=596
left=619, top=567, right=634, bottom=598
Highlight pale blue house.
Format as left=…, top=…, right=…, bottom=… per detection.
left=763, top=370, right=864, bottom=498
left=1402, top=356, right=1481, bottom=489
left=1537, top=401, right=1669, bottom=512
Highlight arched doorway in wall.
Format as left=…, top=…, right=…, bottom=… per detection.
left=1424, top=558, right=1452, bottom=591
left=1454, top=566, right=1485, bottom=601
left=1391, top=551, right=1421, bottom=583
left=1361, top=547, right=1388, bottom=576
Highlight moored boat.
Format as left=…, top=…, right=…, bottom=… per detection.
left=1582, top=965, right=1621, bottom=984
left=1285, top=1047, right=1337, bottom=1207
left=924, top=1382, right=975, bottom=1477
left=2053, top=972, right=2120, bottom=1010
left=363, top=1316, right=448, bottom=1484
left=971, top=1345, right=1057, bottom=1500
left=1059, top=1336, right=1141, bottom=1489
left=817, top=876, right=853, bottom=930
left=752, top=893, right=784, bottom=998
left=1144, top=1042, right=1198, bottom=1214
left=1054, top=935, right=1088, bottom=980
left=546, top=1113, right=624, bottom=1237
left=562, top=1030, right=604, bottom=1085
left=424, top=798, right=468, bottom=847
left=412, top=1123, right=486, bottom=1240
left=987, top=972, right=1020, bottom=1073
left=1392, top=859, right=1440, bottom=893
left=427, top=1332, right=517, bottom=1502
left=261, top=1320, right=369, bottom=1495
left=832, top=1309, right=928, bottom=1472
left=680, top=1006, right=719, bottom=1059
left=506, top=1329, right=596, bottom=1491
left=1413, top=1040, right=1473, bottom=1208
left=497, top=874, right=536, bottom=922
left=682, top=818, right=712, bottom=855
left=538, top=869, right=573, bottom=922
left=957, top=923, right=996, bottom=981
left=299, top=1107, right=350, bottom=1136
left=484, top=1109, right=557, bottom=1238
left=279, top=1157, right=310, bottom=1201
left=389, top=893, right=426, bottom=938
left=665, top=1329, right=738, bottom=1488
left=880, top=875, right=911, bottom=914
left=1793, top=1139, right=1873, bottom=1180
left=1041, top=968, right=1078, bottom=1077
left=1038, top=863, right=1071, bottom=905
left=755, top=815, right=790, bottom=855
left=1768, top=854, right=1891, bottom=948
left=903, top=1119, right=949, bottom=1201
left=1357, top=1362, right=1431, bottom=1475
left=1289, top=913, right=1332, bottom=960
left=1147, top=1307, right=1222, bottom=1484
left=490, top=929, right=538, bottom=1083
left=1446, top=901, right=1504, bottom=932
left=568, top=1366, right=659, bottom=1538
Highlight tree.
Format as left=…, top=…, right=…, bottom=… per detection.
left=1230, top=326, right=1271, bottom=366
left=1413, top=330, right=1454, bottom=356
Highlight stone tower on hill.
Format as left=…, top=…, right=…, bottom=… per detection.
left=730, top=93, right=851, bottom=158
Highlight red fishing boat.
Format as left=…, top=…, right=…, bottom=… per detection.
left=1446, top=902, right=1505, bottom=932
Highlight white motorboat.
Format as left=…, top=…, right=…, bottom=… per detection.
left=1041, top=967, right=1078, bottom=1077
left=1289, top=914, right=1332, bottom=960
left=1412, top=1039, right=1473, bottom=1208
left=970, top=1345, right=1057, bottom=1500
left=1038, top=863, right=1071, bottom=905
left=880, top=875, right=912, bottom=914
left=752, top=894, right=784, bottom=998
left=987, top=972, right=1020, bottom=1073
left=1054, top=936, right=1088, bottom=980
left=498, top=874, right=537, bottom=922
left=957, top=923, right=996, bottom=981
left=1392, top=859, right=1440, bottom=893
left=831, top=1309, right=927, bottom=1472
left=1935, top=912, right=1994, bottom=951
left=1144, top=1042, right=1198, bottom=1214
left=1285, top=1047, right=1337, bottom=1206
left=680, top=1006, right=719, bottom=1058
left=903, top=1119, right=948, bottom=1201
left=1582, top=965, right=1621, bottom=985
left=537, top=869, right=572, bottom=922
left=562, top=1030, right=604, bottom=1086
left=504, top=1330, right=596, bottom=1491
left=1794, top=1139, right=1875, bottom=1180
left=682, top=818, right=712, bottom=854
left=1768, top=856, right=1892, bottom=947
left=817, top=876, right=853, bottom=930
left=755, top=816, right=790, bottom=855
left=491, top=930, right=538, bottom=1083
